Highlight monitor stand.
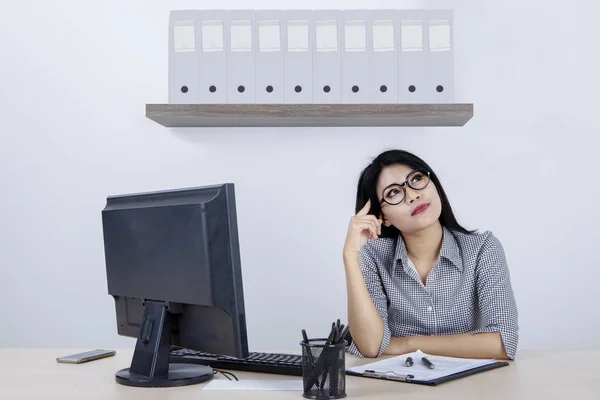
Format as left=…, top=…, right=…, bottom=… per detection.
left=115, top=300, right=213, bottom=387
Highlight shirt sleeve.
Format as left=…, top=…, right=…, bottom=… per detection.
left=347, top=244, right=391, bottom=358
left=471, top=232, right=519, bottom=360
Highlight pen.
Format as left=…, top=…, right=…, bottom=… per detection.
left=301, top=329, right=316, bottom=368
left=331, top=321, right=342, bottom=397
left=326, top=323, right=336, bottom=345
left=336, top=325, right=350, bottom=345
left=305, top=323, right=341, bottom=391
left=405, top=356, right=413, bottom=367
left=364, top=370, right=414, bottom=381
left=320, top=324, right=337, bottom=389
left=301, top=329, right=309, bottom=344
left=334, top=324, right=345, bottom=343
left=421, top=356, right=435, bottom=369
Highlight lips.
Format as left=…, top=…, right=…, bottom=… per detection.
left=412, top=203, right=430, bottom=216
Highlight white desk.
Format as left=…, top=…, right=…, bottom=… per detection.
left=0, top=349, right=596, bottom=399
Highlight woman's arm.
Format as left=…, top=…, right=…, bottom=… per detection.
left=344, top=250, right=388, bottom=358
left=469, top=233, right=519, bottom=359
left=343, top=200, right=390, bottom=358
left=385, top=332, right=510, bottom=360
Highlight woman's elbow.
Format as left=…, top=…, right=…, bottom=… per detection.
left=495, top=349, right=511, bottom=360
left=360, top=348, right=380, bottom=358
left=492, top=332, right=512, bottom=360
left=353, top=340, right=380, bottom=358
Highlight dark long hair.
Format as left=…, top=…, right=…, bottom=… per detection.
left=355, top=149, right=476, bottom=237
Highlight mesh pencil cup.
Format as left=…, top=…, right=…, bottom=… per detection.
left=300, top=338, right=347, bottom=399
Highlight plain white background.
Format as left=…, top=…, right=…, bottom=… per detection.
left=1, top=0, right=598, bottom=354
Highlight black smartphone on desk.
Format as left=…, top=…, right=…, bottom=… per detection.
left=56, top=349, right=116, bottom=364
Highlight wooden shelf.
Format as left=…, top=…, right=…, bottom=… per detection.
left=145, top=103, right=473, bottom=127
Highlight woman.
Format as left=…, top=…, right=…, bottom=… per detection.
left=343, top=149, right=518, bottom=360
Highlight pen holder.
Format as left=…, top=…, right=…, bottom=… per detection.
left=300, top=339, right=347, bottom=399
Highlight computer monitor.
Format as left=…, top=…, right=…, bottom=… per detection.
left=101, top=183, right=249, bottom=387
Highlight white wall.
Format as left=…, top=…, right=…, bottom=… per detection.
left=1, top=0, right=598, bottom=353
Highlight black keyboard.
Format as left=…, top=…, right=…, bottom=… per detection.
left=169, top=347, right=304, bottom=376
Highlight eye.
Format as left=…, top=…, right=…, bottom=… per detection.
left=387, top=188, right=400, bottom=197
left=411, top=174, right=424, bottom=183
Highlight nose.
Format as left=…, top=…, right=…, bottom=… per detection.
left=404, top=187, right=421, bottom=204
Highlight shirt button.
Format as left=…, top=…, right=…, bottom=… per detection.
left=427, top=306, right=433, bottom=312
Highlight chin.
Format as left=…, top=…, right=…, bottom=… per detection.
left=399, top=213, right=441, bottom=234
left=402, top=223, right=436, bottom=234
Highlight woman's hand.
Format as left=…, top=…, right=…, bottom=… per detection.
left=343, top=200, right=383, bottom=257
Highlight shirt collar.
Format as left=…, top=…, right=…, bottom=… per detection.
left=394, top=226, right=463, bottom=272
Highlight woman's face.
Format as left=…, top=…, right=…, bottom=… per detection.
left=376, top=164, right=442, bottom=234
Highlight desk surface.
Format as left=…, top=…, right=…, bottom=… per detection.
left=0, top=349, right=596, bottom=399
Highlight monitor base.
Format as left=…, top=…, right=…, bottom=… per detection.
left=116, top=363, right=213, bottom=387
left=114, top=300, right=214, bottom=388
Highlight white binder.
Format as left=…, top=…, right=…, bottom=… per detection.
left=369, top=10, right=398, bottom=104
left=255, top=10, right=284, bottom=103
left=227, top=10, right=255, bottom=103
left=312, top=10, right=342, bottom=103
left=341, top=10, right=370, bottom=103
left=426, top=10, right=454, bottom=103
left=198, top=10, right=228, bottom=103
left=283, top=10, right=313, bottom=104
left=169, top=10, right=200, bottom=104
left=397, top=10, right=428, bottom=104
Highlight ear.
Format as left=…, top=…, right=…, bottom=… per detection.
left=378, top=212, right=392, bottom=227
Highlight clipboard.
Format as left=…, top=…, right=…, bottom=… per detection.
left=346, top=360, right=509, bottom=386
left=345, top=350, right=510, bottom=386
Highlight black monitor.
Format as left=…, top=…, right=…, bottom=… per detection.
left=101, top=183, right=249, bottom=387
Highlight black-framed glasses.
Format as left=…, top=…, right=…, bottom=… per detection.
left=380, top=170, right=431, bottom=206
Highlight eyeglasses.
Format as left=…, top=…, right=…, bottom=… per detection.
left=379, top=170, right=431, bottom=206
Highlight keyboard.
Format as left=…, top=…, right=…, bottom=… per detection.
left=169, top=347, right=303, bottom=376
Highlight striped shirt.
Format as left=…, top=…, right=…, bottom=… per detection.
left=348, top=226, right=519, bottom=359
